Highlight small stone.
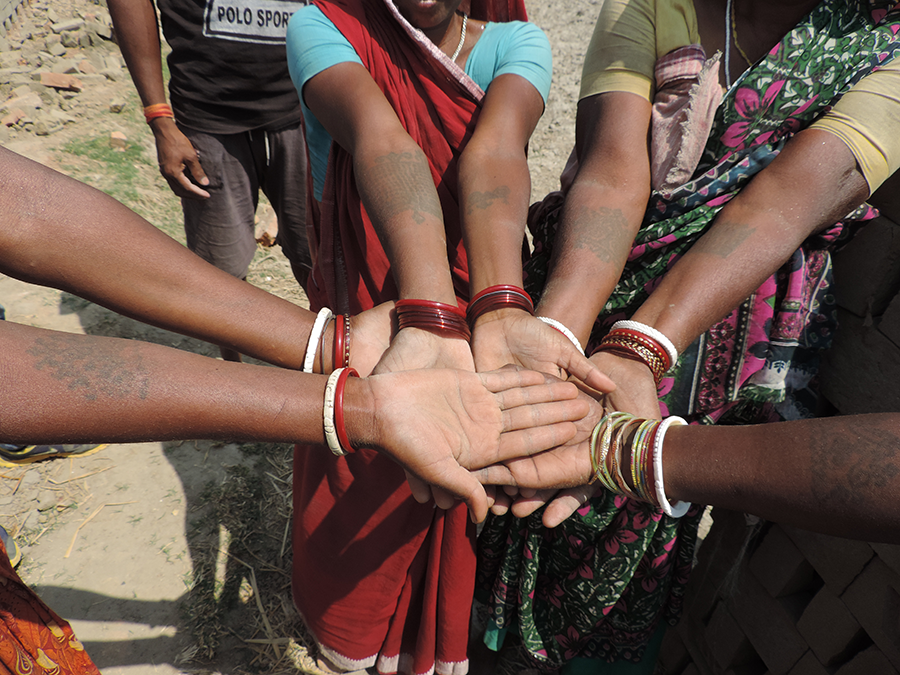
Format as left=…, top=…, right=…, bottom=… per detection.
left=100, top=67, right=121, bottom=82
left=109, top=130, right=127, bottom=150
left=1, top=108, right=26, bottom=127
left=36, top=490, right=57, bottom=511
left=77, top=59, right=95, bottom=74
left=104, top=54, right=121, bottom=70
left=46, top=8, right=60, bottom=23
left=51, top=59, right=78, bottom=74
left=61, top=29, right=82, bottom=48
left=40, top=71, right=82, bottom=91
left=48, top=41, right=66, bottom=57
left=79, top=31, right=93, bottom=48
left=85, top=20, right=111, bottom=40
left=51, top=19, right=85, bottom=34
left=108, top=99, right=127, bottom=113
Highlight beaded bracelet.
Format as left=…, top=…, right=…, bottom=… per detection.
left=343, top=313, right=351, bottom=369
left=537, top=316, right=584, bottom=355
left=304, top=307, right=334, bottom=373
left=466, top=285, right=534, bottom=327
left=323, top=367, right=359, bottom=456
left=611, top=320, right=678, bottom=367
left=144, top=103, right=175, bottom=124
left=396, top=299, right=471, bottom=341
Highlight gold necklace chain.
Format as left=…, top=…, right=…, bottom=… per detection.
left=729, top=0, right=754, bottom=66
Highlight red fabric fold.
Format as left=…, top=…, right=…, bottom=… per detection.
left=293, top=1, right=523, bottom=673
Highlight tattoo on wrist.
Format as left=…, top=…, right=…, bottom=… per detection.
left=467, top=185, right=510, bottom=215
left=568, top=205, right=629, bottom=263
left=366, top=151, right=443, bottom=225
left=27, top=334, right=150, bottom=401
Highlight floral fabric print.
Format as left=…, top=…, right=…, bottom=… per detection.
left=477, top=0, right=900, bottom=669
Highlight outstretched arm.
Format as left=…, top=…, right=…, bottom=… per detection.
left=0, top=321, right=584, bottom=522
left=478, top=410, right=900, bottom=543
left=0, top=147, right=317, bottom=370
left=107, top=0, right=210, bottom=197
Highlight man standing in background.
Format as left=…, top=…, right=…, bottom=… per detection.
left=108, top=0, right=311, bottom=361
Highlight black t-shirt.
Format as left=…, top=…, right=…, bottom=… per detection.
left=157, top=0, right=306, bottom=134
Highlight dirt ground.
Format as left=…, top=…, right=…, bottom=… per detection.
left=0, top=1, right=600, bottom=673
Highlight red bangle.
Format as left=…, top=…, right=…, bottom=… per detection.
left=144, top=103, right=175, bottom=124
left=466, top=285, right=534, bottom=327
left=343, top=313, right=351, bottom=369
left=607, top=328, right=672, bottom=371
left=395, top=299, right=470, bottom=341
left=334, top=367, right=359, bottom=454
left=333, top=314, right=345, bottom=373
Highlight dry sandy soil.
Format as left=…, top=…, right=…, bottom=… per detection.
left=0, top=1, right=600, bottom=673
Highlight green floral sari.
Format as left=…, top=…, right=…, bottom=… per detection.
left=476, top=0, right=900, bottom=670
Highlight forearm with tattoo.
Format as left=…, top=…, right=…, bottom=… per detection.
left=362, top=151, right=444, bottom=226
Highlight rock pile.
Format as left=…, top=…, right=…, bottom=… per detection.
left=0, top=0, right=127, bottom=143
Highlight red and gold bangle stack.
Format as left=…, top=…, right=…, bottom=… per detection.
left=143, top=103, right=175, bottom=124
left=595, top=327, right=672, bottom=385
left=333, top=367, right=359, bottom=455
left=465, top=284, right=534, bottom=327
left=395, top=299, right=470, bottom=341
left=333, top=314, right=351, bottom=370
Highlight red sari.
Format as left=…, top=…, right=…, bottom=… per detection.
left=0, top=538, right=100, bottom=675
left=292, top=1, right=525, bottom=673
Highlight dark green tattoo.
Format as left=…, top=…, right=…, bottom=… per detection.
left=811, top=424, right=900, bottom=509
left=568, top=205, right=629, bottom=264
left=694, top=220, right=756, bottom=259
left=27, top=333, right=150, bottom=401
left=467, top=186, right=511, bottom=215
left=365, top=152, right=443, bottom=225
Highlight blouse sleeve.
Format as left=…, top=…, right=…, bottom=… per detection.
left=811, top=56, right=900, bottom=194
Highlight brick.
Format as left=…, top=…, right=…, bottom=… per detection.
left=39, top=71, right=82, bottom=91
left=832, top=216, right=900, bottom=318
left=728, top=566, right=808, bottom=674
left=751, top=526, right=818, bottom=598
left=708, top=601, right=757, bottom=671
left=782, top=525, right=873, bottom=594
left=820, top=308, right=900, bottom=413
left=109, top=130, right=127, bottom=150
left=871, top=543, right=900, bottom=578
left=797, top=586, right=864, bottom=665
left=683, top=509, right=760, bottom=622
left=787, top=651, right=829, bottom=675
left=834, top=645, right=899, bottom=675
left=841, top=558, right=900, bottom=671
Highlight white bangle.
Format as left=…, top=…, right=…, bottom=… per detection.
left=537, top=316, right=585, bottom=355
left=303, top=307, right=334, bottom=373
left=323, top=368, right=346, bottom=456
left=611, top=320, right=678, bottom=367
left=653, top=415, right=691, bottom=517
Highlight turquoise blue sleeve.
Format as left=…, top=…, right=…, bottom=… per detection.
left=286, top=5, right=362, bottom=201
left=466, top=21, right=552, bottom=103
left=286, top=5, right=362, bottom=103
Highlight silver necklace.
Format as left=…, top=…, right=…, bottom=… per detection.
left=725, top=0, right=734, bottom=87
left=450, top=12, right=468, bottom=61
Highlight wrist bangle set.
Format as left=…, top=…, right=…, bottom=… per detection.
left=144, top=103, right=175, bottom=124
left=323, top=367, right=359, bottom=456
left=396, top=299, right=470, bottom=341
left=466, top=285, right=534, bottom=326
left=590, top=411, right=691, bottom=518
left=595, top=320, right=678, bottom=385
